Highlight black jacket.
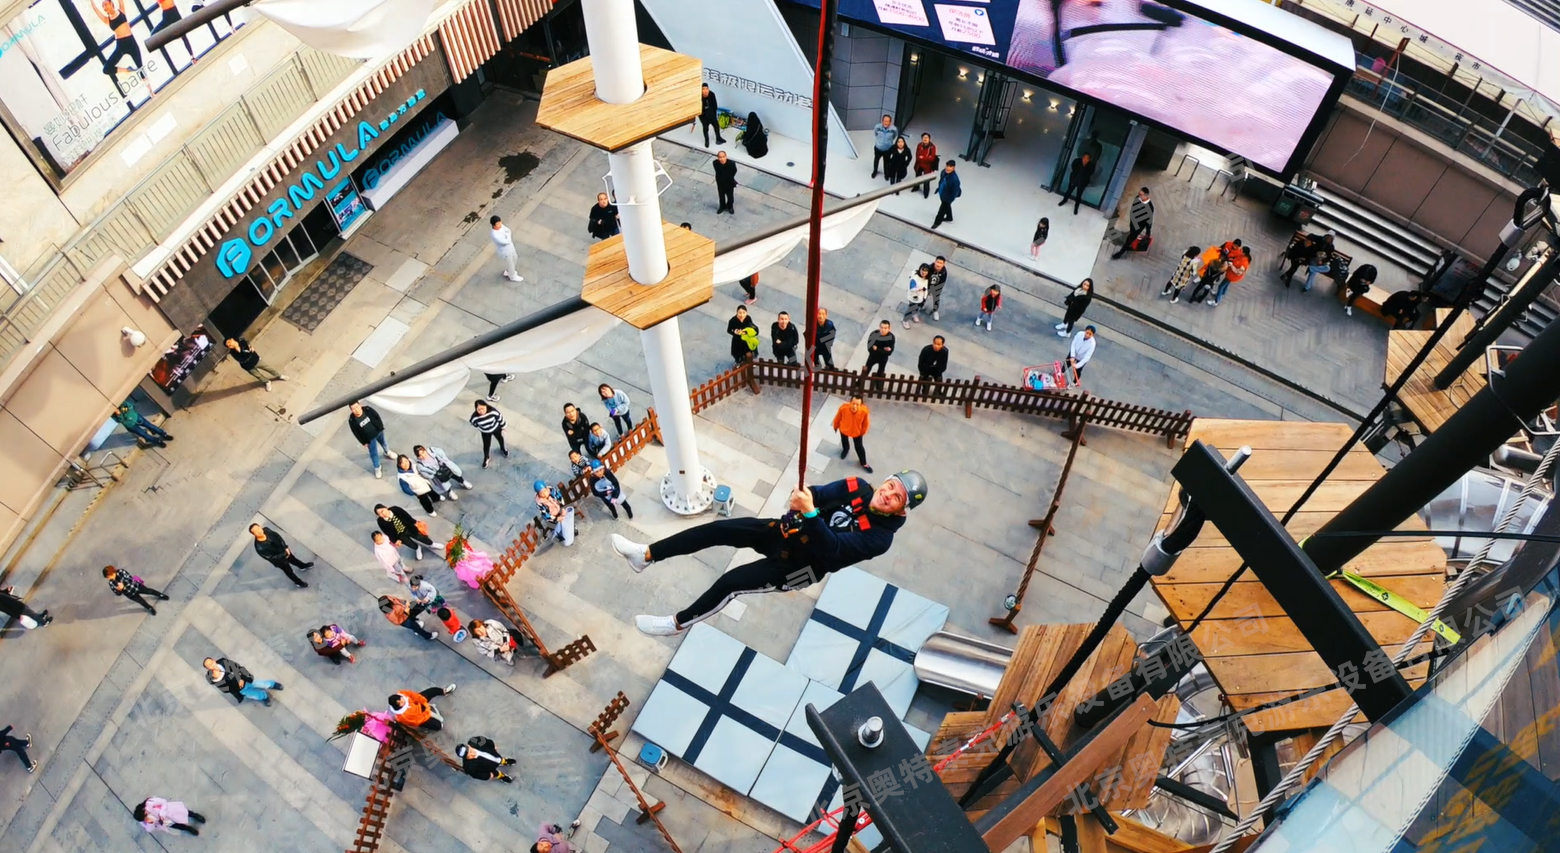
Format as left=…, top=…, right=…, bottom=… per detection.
left=866, top=330, right=895, bottom=359
left=918, top=344, right=949, bottom=377
left=1063, top=287, right=1093, bottom=320
left=232, top=341, right=261, bottom=371
left=713, top=158, right=737, bottom=188
left=771, top=321, right=800, bottom=356
left=815, top=319, right=836, bottom=348
left=0, top=588, right=32, bottom=619
left=884, top=145, right=911, bottom=177
left=376, top=506, right=421, bottom=544
left=587, top=202, right=619, bottom=238
left=106, top=568, right=146, bottom=597
left=561, top=414, right=590, bottom=448
left=253, top=528, right=291, bottom=563
left=347, top=407, right=385, bottom=444
left=794, top=478, right=907, bottom=576
left=701, top=89, right=718, bottom=122
left=926, top=265, right=948, bottom=294
left=1067, top=156, right=1096, bottom=189
left=208, top=657, right=254, bottom=702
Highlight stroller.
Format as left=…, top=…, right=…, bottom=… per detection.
left=740, top=111, right=769, bottom=158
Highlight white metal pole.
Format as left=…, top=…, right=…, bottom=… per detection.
left=580, top=0, right=712, bottom=513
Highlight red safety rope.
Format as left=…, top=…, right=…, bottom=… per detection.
left=797, top=0, right=837, bottom=490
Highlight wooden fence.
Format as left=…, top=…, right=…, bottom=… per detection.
left=345, top=731, right=408, bottom=853
left=740, top=359, right=1193, bottom=446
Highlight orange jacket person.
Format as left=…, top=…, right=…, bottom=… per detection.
left=388, top=684, right=457, bottom=731
left=92, top=0, right=144, bottom=80
left=832, top=394, right=872, bottom=473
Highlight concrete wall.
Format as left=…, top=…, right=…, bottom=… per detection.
left=832, top=26, right=902, bottom=131
left=1305, top=97, right=1521, bottom=264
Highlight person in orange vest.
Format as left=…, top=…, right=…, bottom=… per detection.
left=832, top=395, right=872, bottom=474
left=1213, top=246, right=1251, bottom=306
left=388, top=684, right=456, bottom=731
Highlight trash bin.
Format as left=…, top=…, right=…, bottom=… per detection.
left=1272, top=195, right=1297, bottom=218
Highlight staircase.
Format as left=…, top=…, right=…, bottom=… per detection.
left=1311, top=188, right=1557, bottom=341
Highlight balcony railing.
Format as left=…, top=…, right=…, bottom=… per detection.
left=0, top=47, right=362, bottom=363
left=1344, top=64, right=1548, bottom=185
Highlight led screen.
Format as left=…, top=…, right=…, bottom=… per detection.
left=798, top=0, right=1339, bottom=172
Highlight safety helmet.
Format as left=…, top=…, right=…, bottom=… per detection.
left=532, top=479, right=548, bottom=493
left=889, top=469, right=927, bottom=510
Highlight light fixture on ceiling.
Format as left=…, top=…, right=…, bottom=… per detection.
left=121, top=327, right=147, bottom=348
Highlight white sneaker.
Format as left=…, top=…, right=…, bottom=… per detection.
left=415, top=545, right=424, bottom=560
left=1054, top=323, right=1066, bottom=330
left=429, top=510, right=438, bottom=517
left=932, top=310, right=940, bottom=321
left=1170, top=295, right=1179, bottom=304
left=1056, top=329, right=1068, bottom=337
left=973, top=318, right=981, bottom=326
left=444, top=683, right=457, bottom=694
left=264, top=381, right=272, bottom=392
left=374, top=466, right=383, bottom=479
left=1209, top=299, right=1218, bottom=306
left=279, top=375, right=289, bottom=381
left=502, top=375, right=514, bottom=383
left=462, top=480, right=474, bottom=489
left=487, top=393, right=499, bottom=402
left=449, top=491, right=459, bottom=501
left=611, top=534, right=650, bottom=572
left=985, top=321, right=992, bottom=331
left=1345, top=306, right=1353, bottom=316
left=635, top=614, right=682, bottom=636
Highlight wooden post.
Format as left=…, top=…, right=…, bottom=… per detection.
left=1061, top=391, right=1090, bottom=447
left=543, top=634, right=597, bottom=678
left=588, top=691, right=631, bottom=753
left=744, top=359, right=761, bottom=395
left=965, top=375, right=979, bottom=419
left=592, top=721, right=683, bottom=852
left=989, top=414, right=1088, bottom=633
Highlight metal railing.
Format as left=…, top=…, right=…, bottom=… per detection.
left=1344, top=65, right=1548, bottom=185
left=0, top=46, right=362, bottom=366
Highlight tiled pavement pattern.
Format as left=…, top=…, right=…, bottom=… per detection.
left=283, top=252, right=376, bottom=334
left=0, top=90, right=1392, bottom=852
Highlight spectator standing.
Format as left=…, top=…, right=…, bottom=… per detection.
left=413, top=445, right=470, bottom=503
left=532, top=822, right=576, bottom=853
left=1215, top=247, right=1251, bottom=306
left=347, top=401, right=392, bottom=479
left=587, top=458, right=634, bottom=520
left=918, top=336, right=949, bottom=398
left=1343, top=263, right=1378, bottom=316
left=395, top=455, right=444, bottom=515
left=0, top=726, right=36, bottom=773
left=1190, top=250, right=1228, bottom=304
left=884, top=137, right=911, bottom=186
left=103, top=565, right=169, bottom=615
left=771, top=312, right=800, bottom=364
left=587, top=192, right=620, bottom=240
left=870, top=114, right=897, bottom=178
left=249, top=523, right=313, bottom=588
left=560, top=402, right=590, bottom=454
left=864, top=320, right=895, bottom=379
left=832, top=395, right=873, bottom=473
left=534, top=481, right=576, bottom=547
left=699, top=83, right=725, bottom=146
left=469, top=619, right=518, bottom=666
left=1031, top=218, right=1049, bottom=260
left=903, top=263, right=930, bottom=328
left=975, top=284, right=1002, bottom=331
left=407, top=573, right=444, bottom=613
left=225, top=337, right=286, bottom=391
left=1057, top=153, right=1096, bottom=215
left=374, top=504, right=434, bottom=560
left=482, top=372, right=513, bottom=402
left=727, top=305, right=759, bottom=366
left=1164, top=246, right=1201, bottom=302
left=0, top=585, right=51, bottom=630
left=388, top=684, right=457, bottom=732
left=585, top=422, right=613, bottom=459
left=1111, top=187, right=1155, bottom=258
left=469, top=400, right=509, bottom=468
left=379, top=593, right=435, bottom=641
left=490, top=216, right=523, bottom=282
left=568, top=450, right=592, bottom=480
left=812, top=307, right=838, bottom=370
left=713, top=151, right=738, bottom=215
left=737, top=272, right=758, bottom=305
left=1056, top=278, right=1094, bottom=337
left=925, top=256, right=950, bottom=321
left=1066, top=327, right=1097, bottom=384
left=931, top=161, right=962, bottom=229
left=203, top=656, right=282, bottom=705
left=134, top=797, right=205, bottom=835
left=113, top=402, right=173, bottom=447
left=372, top=531, right=408, bottom=583
left=913, top=133, right=938, bottom=198
left=598, top=384, right=633, bottom=435
left=458, top=736, right=517, bottom=783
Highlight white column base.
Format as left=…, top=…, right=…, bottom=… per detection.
left=660, top=467, right=717, bottom=515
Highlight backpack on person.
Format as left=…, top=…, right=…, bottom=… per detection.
left=378, top=595, right=410, bottom=626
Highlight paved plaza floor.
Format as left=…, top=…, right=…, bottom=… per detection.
left=0, top=90, right=1388, bottom=852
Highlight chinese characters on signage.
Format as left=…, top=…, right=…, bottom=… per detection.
left=704, top=68, right=812, bottom=110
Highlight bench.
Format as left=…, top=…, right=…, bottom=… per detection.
left=1284, top=231, right=1351, bottom=284
left=1334, top=280, right=1390, bottom=324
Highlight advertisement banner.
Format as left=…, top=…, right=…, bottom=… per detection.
left=0, top=0, right=241, bottom=177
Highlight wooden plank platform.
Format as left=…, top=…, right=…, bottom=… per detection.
left=1149, top=419, right=1448, bottom=733
left=929, top=624, right=1180, bottom=814
left=1385, top=308, right=1485, bottom=434
left=536, top=45, right=703, bottom=152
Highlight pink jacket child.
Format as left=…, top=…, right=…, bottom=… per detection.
left=373, top=531, right=407, bottom=582
left=135, top=797, right=206, bottom=835
left=532, top=821, right=576, bottom=853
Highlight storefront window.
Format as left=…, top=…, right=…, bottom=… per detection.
left=0, top=0, right=242, bottom=178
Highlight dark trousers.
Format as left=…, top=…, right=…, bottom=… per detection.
left=416, top=686, right=449, bottom=730
left=267, top=555, right=310, bottom=587
left=597, top=495, right=634, bottom=519
left=920, top=372, right=945, bottom=398
left=1061, top=306, right=1087, bottom=334
left=812, top=342, right=835, bottom=370
left=839, top=433, right=867, bottom=466
left=865, top=352, right=889, bottom=377
left=484, top=373, right=506, bottom=397
left=927, top=284, right=945, bottom=314
left=701, top=116, right=723, bottom=146
left=609, top=413, right=633, bottom=435
left=122, top=585, right=168, bottom=612
left=716, top=182, right=735, bottom=213
left=411, top=491, right=442, bottom=514
left=739, top=276, right=756, bottom=300
left=1113, top=224, right=1147, bottom=257
left=649, top=519, right=810, bottom=626
left=932, top=199, right=954, bottom=228
left=915, top=168, right=933, bottom=197
left=773, top=345, right=797, bottom=365
left=479, top=430, right=507, bottom=462
left=403, top=602, right=434, bottom=640
left=871, top=147, right=890, bottom=177
left=1058, top=182, right=1086, bottom=213
left=0, top=737, right=29, bottom=769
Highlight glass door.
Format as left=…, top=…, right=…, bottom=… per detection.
left=1050, top=103, right=1132, bottom=210
left=895, top=43, right=925, bottom=129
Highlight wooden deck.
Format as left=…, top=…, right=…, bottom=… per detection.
left=1149, top=419, right=1448, bottom=733
left=1385, top=308, right=1485, bottom=434
left=929, top=624, right=1181, bottom=814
